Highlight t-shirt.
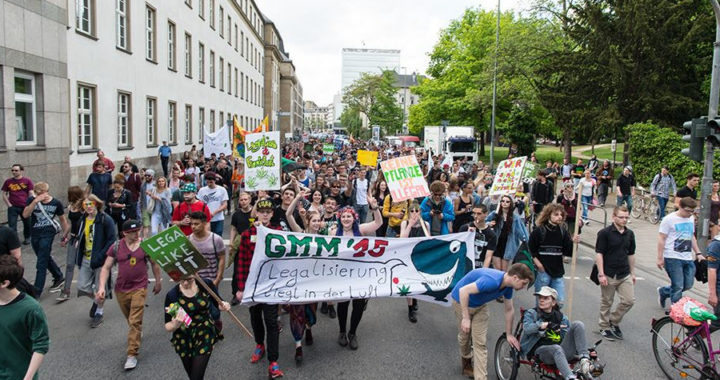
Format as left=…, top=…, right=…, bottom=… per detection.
left=458, top=223, right=497, bottom=268
left=0, top=292, right=49, bottom=380
left=158, top=145, right=172, bottom=157
left=1, top=177, right=34, bottom=207
left=355, top=178, right=369, bottom=206
left=26, top=197, right=64, bottom=236
left=231, top=209, right=253, bottom=235
left=529, top=224, right=572, bottom=278
left=659, top=212, right=695, bottom=260
left=108, top=240, right=150, bottom=293
left=616, top=174, right=635, bottom=196
left=197, top=186, right=229, bottom=222
left=0, top=226, right=21, bottom=256
left=706, top=238, right=720, bottom=295
left=450, top=268, right=513, bottom=308
left=189, top=233, right=225, bottom=281
left=676, top=186, right=698, bottom=200
left=83, top=217, right=95, bottom=259
left=572, top=165, right=585, bottom=177
left=596, top=167, right=614, bottom=185
left=577, top=178, right=595, bottom=197
left=171, top=200, right=211, bottom=235
left=86, top=172, right=112, bottom=203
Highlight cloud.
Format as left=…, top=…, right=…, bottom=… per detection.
left=261, top=0, right=531, bottom=105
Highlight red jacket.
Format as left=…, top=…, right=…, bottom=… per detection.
left=171, top=200, right=211, bottom=235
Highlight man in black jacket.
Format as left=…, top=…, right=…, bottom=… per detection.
left=531, top=172, right=553, bottom=214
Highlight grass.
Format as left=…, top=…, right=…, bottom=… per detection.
left=588, top=143, right=625, bottom=161
left=477, top=145, right=579, bottom=165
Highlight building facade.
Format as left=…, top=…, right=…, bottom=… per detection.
left=393, top=71, right=423, bottom=133
left=303, top=101, right=329, bottom=132
left=0, top=0, right=71, bottom=212
left=262, top=15, right=284, bottom=132
left=67, top=0, right=266, bottom=184
left=279, top=59, right=302, bottom=139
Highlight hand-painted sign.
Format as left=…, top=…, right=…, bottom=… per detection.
left=521, top=160, right=539, bottom=184
left=140, top=226, right=208, bottom=281
left=357, top=150, right=379, bottom=167
left=244, top=131, right=281, bottom=191
left=241, top=227, right=473, bottom=306
left=323, top=144, right=334, bottom=155
left=203, top=125, right=232, bottom=158
left=490, top=156, right=527, bottom=195
left=380, top=155, right=430, bottom=202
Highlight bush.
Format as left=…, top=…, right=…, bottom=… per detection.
left=626, top=122, right=720, bottom=186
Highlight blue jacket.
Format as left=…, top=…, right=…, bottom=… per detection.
left=520, top=308, right=570, bottom=357
left=420, top=197, right=455, bottom=235
left=486, top=210, right=528, bottom=260
left=76, top=212, right=118, bottom=269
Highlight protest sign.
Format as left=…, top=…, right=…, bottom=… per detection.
left=380, top=155, right=430, bottom=202
left=244, top=131, right=281, bottom=191
left=521, top=160, right=539, bottom=184
left=203, top=125, right=232, bottom=158
left=140, top=226, right=208, bottom=281
left=357, top=150, right=378, bottom=167
left=241, top=227, right=474, bottom=306
left=489, top=156, right=527, bottom=195
left=303, top=143, right=314, bottom=152
left=323, top=144, right=334, bottom=155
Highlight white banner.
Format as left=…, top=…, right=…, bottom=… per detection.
left=203, top=125, right=232, bottom=158
left=244, top=131, right=281, bottom=191
left=241, top=227, right=474, bottom=306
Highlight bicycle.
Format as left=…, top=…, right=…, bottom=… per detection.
left=631, top=187, right=662, bottom=224
left=651, top=310, right=719, bottom=379
left=494, top=308, right=605, bottom=380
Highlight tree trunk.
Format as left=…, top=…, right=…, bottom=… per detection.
left=563, top=126, right=572, bottom=162
left=480, top=131, right=486, bottom=156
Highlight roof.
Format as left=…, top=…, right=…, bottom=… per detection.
left=392, top=72, right=423, bottom=88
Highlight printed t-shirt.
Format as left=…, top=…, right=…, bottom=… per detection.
left=84, top=218, right=95, bottom=258
left=659, top=212, right=695, bottom=261
left=26, top=197, right=64, bottom=236
left=1, top=177, right=33, bottom=207
left=197, top=186, right=229, bottom=222
left=108, top=240, right=150, bottom=293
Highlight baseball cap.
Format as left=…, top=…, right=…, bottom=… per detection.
left=181, top=183, right=198, bottom=193
left=534, top=286, right=558, bottom=300
left=122, top=219, right=142, bottom=232
left=256, top=199, right=274, bottom=210
left=624, top=165, right=632, bottom=172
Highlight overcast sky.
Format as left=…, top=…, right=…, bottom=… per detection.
left=261, top=0, right=532, bottom=106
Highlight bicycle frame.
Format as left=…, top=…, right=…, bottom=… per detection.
left=653, top=317, right=719, bottom=376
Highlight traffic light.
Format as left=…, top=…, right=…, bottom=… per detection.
left=709, top=118, right=720, bottom=145
left=682, top=117, right=708, bottom=162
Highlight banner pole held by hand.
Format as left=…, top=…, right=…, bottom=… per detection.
left=193, top=273, right=253, bottom=339
left=566, top=181, right=583, bottom=321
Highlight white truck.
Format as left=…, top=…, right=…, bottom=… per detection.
left=423, top=126, right=477, bottom=162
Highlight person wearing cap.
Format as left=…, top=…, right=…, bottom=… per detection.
left=235, top=199, right=284, bottom=378
left=674, top=173, right=700, bottom=210
left=519, top=286, right=592, bottom=380
left=197, top=172, right=229, bottom=237
left=615, top=166, right=636, bottom=217
left=171, top=183, right=212, bottom=236
left=96, top=220, right=162, bottom=370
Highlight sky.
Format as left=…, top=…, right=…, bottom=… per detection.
left=261, top=0, right=532, bottom=106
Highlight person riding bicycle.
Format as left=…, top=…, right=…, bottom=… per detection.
left=520, top=287, right=592, bottom=380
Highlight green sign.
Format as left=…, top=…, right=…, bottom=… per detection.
left=323, top=144, right=334, bottom=155
left=304, top=143, right=314, bottom=152
left=140, top=226, right=208, bottom=281
left=521, top=160, right=539, bottom=184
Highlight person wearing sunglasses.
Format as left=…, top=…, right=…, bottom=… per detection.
left=400, top=201, right=431, bottom=323
left=420, top=181, right=455, bottom=236
left=486, top=195, right=529, bottom=272
left=2, top=164, right=34, bottom=245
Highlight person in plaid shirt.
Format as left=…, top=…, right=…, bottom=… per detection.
left=234, top=199, right=284, bottom=379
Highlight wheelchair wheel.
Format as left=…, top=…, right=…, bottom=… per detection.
left=494, top=333, right=519, bottom=380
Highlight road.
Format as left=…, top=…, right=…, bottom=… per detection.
left=27, top=238, right=686, bottom=380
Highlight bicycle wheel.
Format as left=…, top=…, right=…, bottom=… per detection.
left=649, top=201, right=660, bottom=224
left=651, top=316, right=709, bottom=379
left=631, top=196, right=643, bottom=218
left=494, top=333, right=519, bottom=380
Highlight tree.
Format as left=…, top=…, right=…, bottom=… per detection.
left=342, top=70, right=403, bottom=135
left=339, top=107, right=369, bottom=139
left=501, top=102, right=537, bottom=156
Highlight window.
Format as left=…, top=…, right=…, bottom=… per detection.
left=219, top=57, right=224, bottom=92
left=209, top=50, right=215, bottom=87
left=76, top=0, right=95, bottom=36
left=234, top=24, right=238, bottom=51
left=167, top=21, right=176, bottom=70
left=198, top=0, right=204, bottom=18
left=219, top=6, right=224, bottom=37
left=14, top=74, right=36, bottom=144
left=227, top=62, right=232, bottom=96
left=117, top=92, right=131, bottom=147
left=209, top=0, right=215, bottom=29
left=241, top=32, right=244, bottom=57
left=234, top=68, right=238, bottom=97
left=245, top=37, right=249, bottom=60
left=146, top=6, right=157, bottom=61
left=198, top=107, right=205, bottom=140
left=168, top=101, right=177, bottom=144
left=184, top=33, right=192, bottom=77
left=77, top=84, right=95, bottom=149
left=184, top=105, right=192, bottom=143
left=116, top=0, right=129, bottom=50
left=198, top=42, right=205, bottom=83
left=220, top=112, right=224, bottom=129
left=209, top=110, right=215, bottom=132
left=227, top=15, right=232, bottom=44
left=146, top=97, right=157, bottom=145
left=240, top=74, right=244, bottom=100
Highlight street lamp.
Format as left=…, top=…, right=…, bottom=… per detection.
left=489, top=0, right=500, bottom=168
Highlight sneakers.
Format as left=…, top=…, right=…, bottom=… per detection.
left=55, top=292, right=70, bottom=303
left=408, top=308, right=417, bottom=323
left=49, top=278, right=65, bottom=293
left=583, top=219, right=590, bottom=226
left=327, top=304, right=337, bottom=319
left=578, top=357, right=591, bottom=375
left=90, top=313, right=104, bottom=328
left=658, top=287, right=667, bottom=309
left=611, top=324, right=623, bottom=340
left=250, top=344, right=266, bottom=363
left=337, top=332, right=348, bottom=347
left=294, top=346, right=303, bottom=365
left=347, top=333, right=358, bottom=350
left=230, top=298, right=240, bottom=306
left=600, top=329, right=615, bottom=341
left=600, top=325, right=623, bottom=341
left=305, top=329, right=314, bottom=346
left=22, top=239, right=30, bottom=245
left=124, top=356, right=137, bottom=370
left=412, top=299, right=418, bottom=311
left=461, top=357, right=473, bottom=378
left=268, top=361, right=284, bottom=378
left=89, top=302, right=98, bottom=318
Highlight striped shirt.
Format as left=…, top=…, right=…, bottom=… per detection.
left=188, top=232, right=225, bottom=281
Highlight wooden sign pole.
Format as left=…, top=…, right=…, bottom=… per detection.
left=566, top=181, right=583, bottom=320
left=193, top=273, right=253, bottom=338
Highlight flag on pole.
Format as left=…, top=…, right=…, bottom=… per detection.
left=260, top=115, right=269, bottom=132
left=232, top=116, right=246, bottom=159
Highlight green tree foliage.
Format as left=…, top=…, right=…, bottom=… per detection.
left=502, top=103, right=537, bottom=156
left=339, top=108, right=369, bottom=140
left=342, top=70, right=403, bottom=135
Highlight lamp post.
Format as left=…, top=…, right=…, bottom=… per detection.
left=489, top=0, right=500, bottom=169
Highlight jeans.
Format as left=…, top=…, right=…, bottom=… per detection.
left=616, top=195, right=633, bottom=214
left=660, top=258, right=695, bottom=304
left=597, top=183, right=609, bottom=205
left=354, top=204, right=369, bottom=224
left=7, top=205, right=30, bottom=240
left=657, top=196, right=669, bottom=219
left=581, top=195, right=593, bottom=220
left=535, top=271, right=566, bottom=305
left=150, top=212, right=167, bottom=237
left=160, top=156, right=169, bottom=178
left=385, top=226, right=399, bottom=238
left=30, top=234, right=63, bottom=295
left=249, top=303, right=279, bottom=362
left=535, top=321, right=589, bottom=379
left=210, top=221, right=224, bottom=237
left=62, top=241, right=79, bottom=294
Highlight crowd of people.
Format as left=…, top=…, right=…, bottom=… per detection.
left=0, top=135, right=717, bottom=380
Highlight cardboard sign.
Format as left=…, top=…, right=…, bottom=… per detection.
left=244, top=131, right=281, bottom=191
left=380, top=155, right=430, bottom=202
left=323, top=144, right=334, bottom=155
left=140, top=226, right=208, bottom=281
left=521, top=161, right=539, bottom=184
left=241, top=227, right=474, bottom=306
left=489, top=157, right=527, bottom=195
left=357, top=150, right=379, bottom=167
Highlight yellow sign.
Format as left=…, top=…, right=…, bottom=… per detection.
left=357, top=150, right=379, bottom=167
